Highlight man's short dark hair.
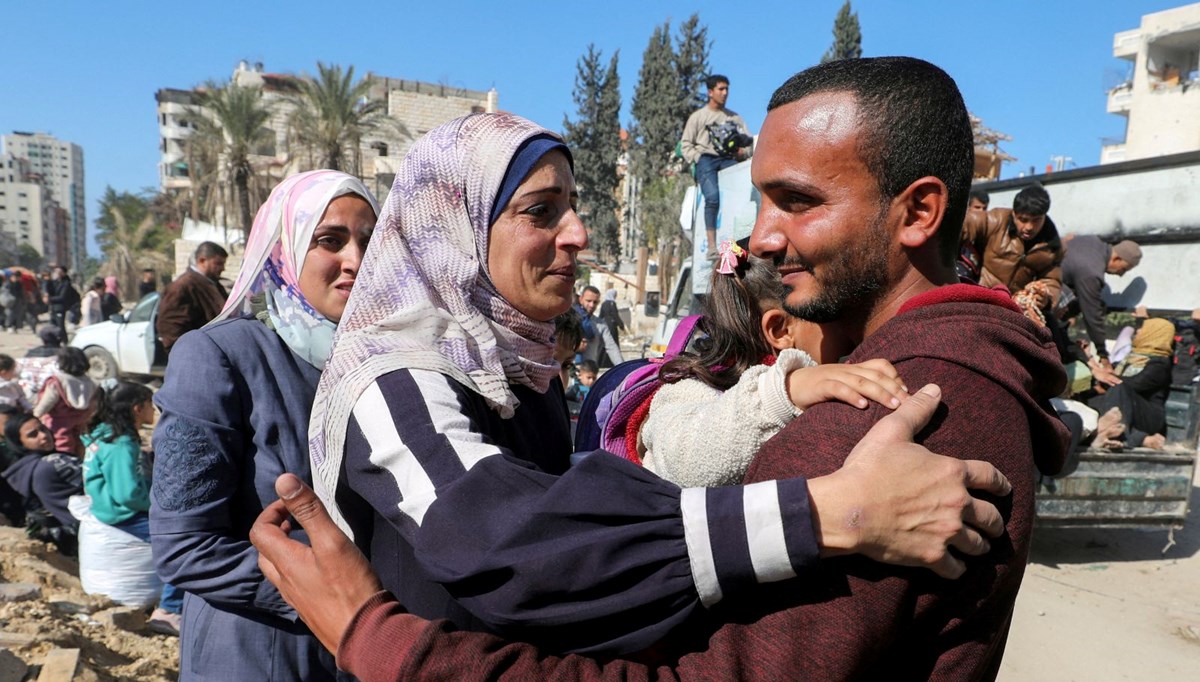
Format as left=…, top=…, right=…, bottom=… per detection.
left=580, top=285, right=601, bottom=297
left=194, top=241, right=228, bottom=260
left=767, top=57, right=974, bottom=266
left=0, top=354, right=14, bottom=373
left=969, top=190, right=990, bottom=207
left=706, top=74, right=729, bottom=91
left=1012, top=184, right=1051, bottom=216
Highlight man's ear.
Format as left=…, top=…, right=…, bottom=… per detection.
left=896, top=177, right=948, bottom=249
left=761, top=308, right=794, bottom=352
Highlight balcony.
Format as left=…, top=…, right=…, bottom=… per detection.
left=1107, top=84, right=1133, bottom=114
left=1113, top=29, right=1141, bottom=59
left=1100, top=142, right=1127, bottom=165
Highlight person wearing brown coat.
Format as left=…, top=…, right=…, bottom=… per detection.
left=155, top=242, right=228, bottom=352
left=961, top=184, right=1064, bottom=316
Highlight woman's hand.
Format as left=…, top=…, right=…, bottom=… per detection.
left=250, top=474, right=383, bottom=653
left=786, top=358, right=908, bottom=411
left=807, top=384, right=1012, bottom=579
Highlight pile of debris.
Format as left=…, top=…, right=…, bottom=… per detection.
left=0, top=527, right=178, bottom=681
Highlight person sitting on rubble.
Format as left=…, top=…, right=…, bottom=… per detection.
left=26, top=325, right=65, bottom=359
left=1, top=413, right=83, bottom=555
left=1088, top=318, right=1175, bottom=450
left=33, top=347, right=98, bottom=457
left=83, top=382, right=184, bottom=635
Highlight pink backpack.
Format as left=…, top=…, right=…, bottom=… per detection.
left=575, top=315, right=703, bottom=464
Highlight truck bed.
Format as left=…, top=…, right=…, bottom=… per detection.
left=1036, top=384, right=1199, bottom=529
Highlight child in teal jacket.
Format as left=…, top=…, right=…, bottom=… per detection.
left=82, top=382, right=183, bottom=634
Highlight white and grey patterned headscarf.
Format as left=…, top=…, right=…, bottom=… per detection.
left=310, top=113, right=567, bottom=525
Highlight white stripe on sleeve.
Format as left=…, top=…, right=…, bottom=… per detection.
left=743, top=480, right=796, bottom=583
left=354, top=381, right=439, bottom=526
left=680, top=487, right=723, bottom=608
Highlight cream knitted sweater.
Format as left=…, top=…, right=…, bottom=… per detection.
left=640, top=349, right=814, bottom=487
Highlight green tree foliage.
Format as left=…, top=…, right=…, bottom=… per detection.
left=186, top=83, right=274, bottom=235
left=288, top=63, right=393, bottom=174
left=631, top=22, right=680, bottom=187
left=95, top=187, right=175, bottom=300
left=16, top=244, right=43, bottom=271
left=821, top=1, right=863, bottom=63
left=628, top=14, right=711, bottom=249
left=563, top=46, right=622, bottom=262
left=674, top=14, right=712, bottom=112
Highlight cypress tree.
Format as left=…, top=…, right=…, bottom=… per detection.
left=674, top=14, right=712, bottom=115
left=820, top=1, right=863, bottom=63
left=563, top=46, right=622, bottom=261
left=630, top=22, right=681, bottom=186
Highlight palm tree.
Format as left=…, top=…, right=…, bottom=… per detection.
left=186, top=82, right=274, bottom=236
left=288, top=63, right=393, bottom=174
left=100, top=204, right=174, bottom=302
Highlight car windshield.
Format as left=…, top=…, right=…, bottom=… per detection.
left=127, top=293, right=158, bottom=324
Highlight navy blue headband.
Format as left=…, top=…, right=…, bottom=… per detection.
left=489, top=134, right=573, bottom=226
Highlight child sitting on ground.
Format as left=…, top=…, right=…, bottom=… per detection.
left=0, top=355, right=30, bottom=410
left=82, top=382, right=184, bottom=635
left=33, top=347, right=97, bottom=456
left=566, top=360, right=599, bottom=403
left=638, top=240, right=908, bottom=486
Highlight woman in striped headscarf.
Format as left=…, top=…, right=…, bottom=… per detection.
left=150, top=170, right=378, bottom=680
left=286, top=113, right=1012, bottom=659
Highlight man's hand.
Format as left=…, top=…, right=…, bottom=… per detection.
left=807, top=384, right=1011, bottom=579
left=250, top=474, right=383, bottom=653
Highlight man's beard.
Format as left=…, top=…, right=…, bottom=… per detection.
left=779, top=211, right=891, bottom=324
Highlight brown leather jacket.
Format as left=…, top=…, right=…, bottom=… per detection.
left=962, top=208, right=1063, bottom=303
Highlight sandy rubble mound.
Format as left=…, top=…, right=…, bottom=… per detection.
left=0, top=526, right=178, bottom=681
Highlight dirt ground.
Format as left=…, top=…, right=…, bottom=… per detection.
left=0, top=527, right=178, bottom=681
left=1000, top=470, right=1200, bottom=680
left=2, top=326, right=1197, bottom=679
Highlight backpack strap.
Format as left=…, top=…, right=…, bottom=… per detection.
left=666, top=315, right=702, bottom=357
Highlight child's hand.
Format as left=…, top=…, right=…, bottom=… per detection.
left=786, top=359, right=908, bottom=411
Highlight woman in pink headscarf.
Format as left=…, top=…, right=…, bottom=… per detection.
left=100, top=276, right=121, bottom=321
left=149, top=170, right=378, bottom=680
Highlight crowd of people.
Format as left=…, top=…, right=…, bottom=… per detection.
left=0, top=54, right=1194, bottom=681
left=960, top=181, right=1187, bottom=458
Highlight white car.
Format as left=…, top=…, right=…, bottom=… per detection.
left=69, top=293, right=165, bottom=381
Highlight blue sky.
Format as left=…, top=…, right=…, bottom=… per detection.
left=0, top=0, right=1186, bottom=256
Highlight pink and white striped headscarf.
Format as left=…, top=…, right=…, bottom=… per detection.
left=309, top=113, right=564, bottom=524
left=211, top=170, right=378, bottom=369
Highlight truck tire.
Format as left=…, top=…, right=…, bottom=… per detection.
left=83, top=347, right=119, bottom=382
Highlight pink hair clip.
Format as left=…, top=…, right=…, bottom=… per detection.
left=716, top=240, right=747, bottom=275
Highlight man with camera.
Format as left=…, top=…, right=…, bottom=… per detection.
left=681, top=74, right=754, bottom=260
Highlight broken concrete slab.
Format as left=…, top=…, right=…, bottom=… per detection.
left=0, top=649, right=28, bottom=682
left=0, top=583, right=41, bottom=603
left=36, top=648, right=98, bottom=682
left=0, top=631, right=35, bottom=649
left=91, top=607, right=145, bottom=633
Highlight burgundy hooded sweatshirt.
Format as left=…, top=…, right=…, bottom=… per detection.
left=336, top=284, right=1070, bottom=682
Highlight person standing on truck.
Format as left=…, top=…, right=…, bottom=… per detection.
left=681, top=74, right=754, bottom=260
left=1059, top=235, right=1142, bottom=372
left=961, top=183, right=1064, bottom=325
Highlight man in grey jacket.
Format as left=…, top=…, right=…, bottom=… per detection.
left=1060, top=235, right=1142, bottom=368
